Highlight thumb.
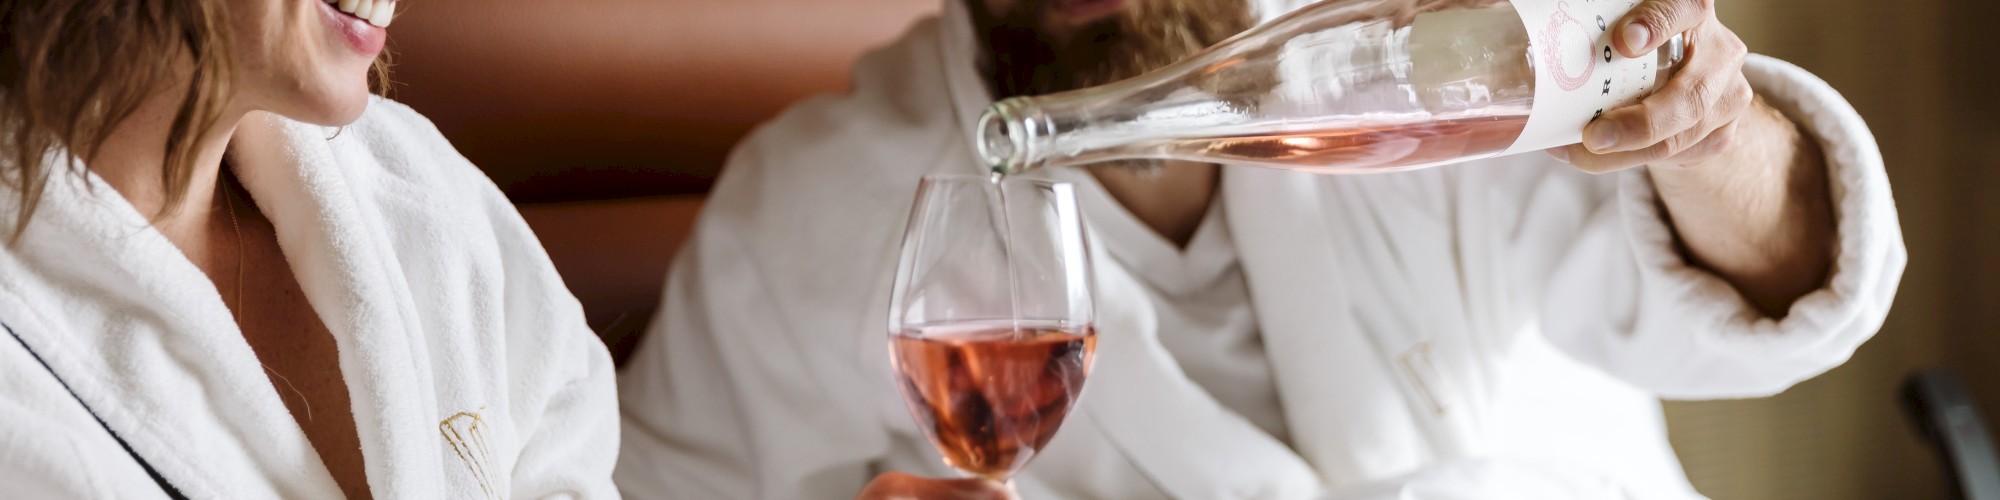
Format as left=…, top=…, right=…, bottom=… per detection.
left=1615, top=0, right=1712, bottom=57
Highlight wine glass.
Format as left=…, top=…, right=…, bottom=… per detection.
left=887, top=174, right=1097, bottom=487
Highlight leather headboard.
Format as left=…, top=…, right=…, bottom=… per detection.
left=386, top=0, right=938, bottom=349
left=390, top=0, right=938, bottom=202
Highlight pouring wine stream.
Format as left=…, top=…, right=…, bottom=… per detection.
left=988, top=172, right=1025, bottom=339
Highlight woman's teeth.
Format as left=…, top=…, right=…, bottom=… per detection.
left=328, top=0, right=394, bottom=28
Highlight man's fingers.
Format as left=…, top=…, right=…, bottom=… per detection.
left=1674, top=73, right=1753, bottom=152
left=1560, top=1, right=1754, bottom=174
left=1557, top=134, right=1680, bottom=174
left=1585, top=27, right=1749, bottom=154
left=1610, top=71, right=1750, bottom=154
left=1555, top=141, right=1669, bottom=173
left=1557, top=117, right=1736, bottom=173
left=1615, top=0, right=1714, bottom=57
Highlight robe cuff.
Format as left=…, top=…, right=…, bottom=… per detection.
left=1613, top=54, right=1907, bottom=397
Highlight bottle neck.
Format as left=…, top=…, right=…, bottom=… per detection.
left=978, top=96, right=1054, bottom=177
left=1662, top=33, right=1688, bottom=74
left=981, top=88, right=1128, bottom=177
left=982, top=86, right=1224, bottom=176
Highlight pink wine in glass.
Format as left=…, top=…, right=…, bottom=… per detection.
left=890, top=321, right=1097, bottom=480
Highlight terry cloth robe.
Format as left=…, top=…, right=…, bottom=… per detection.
left=614, top=1, right=1905, bottom=498
left=0, top=98, right=619, bottom=499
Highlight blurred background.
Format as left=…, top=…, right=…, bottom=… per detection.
left=385, top=0, right=1997, bottom=498
left=1662, top=1, right=1999, bottom=498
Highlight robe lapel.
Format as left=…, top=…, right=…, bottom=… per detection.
left=1225, top=167, right=1484, bottom=487
left=232, top=112, right=443, bottom=497
left=0, top=155, right=344, bottom=498
left=1072, top=234, right=1323, bottom=499
left=1317, top=171, right=1492, bottom=458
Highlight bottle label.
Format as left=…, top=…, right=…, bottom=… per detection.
left=1502, top=0, right=1662, bottom=155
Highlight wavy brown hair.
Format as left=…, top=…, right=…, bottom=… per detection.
left=0, top=0, right=390, bottom=242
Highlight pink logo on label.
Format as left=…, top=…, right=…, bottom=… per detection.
left=1540, top=1, right=1596, bottom=91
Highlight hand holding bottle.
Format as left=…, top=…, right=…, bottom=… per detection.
left=1546, top=0, right=1759, bottom=172
left=1550, top=0, right=1837, bottom=319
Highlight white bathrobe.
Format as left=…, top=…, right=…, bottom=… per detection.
left=0, top=99, right=619, bottom=499
left=615, top=1, right=1905, bottom=498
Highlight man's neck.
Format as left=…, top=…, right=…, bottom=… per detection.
left=1089, top=160, right=1220, bottom=248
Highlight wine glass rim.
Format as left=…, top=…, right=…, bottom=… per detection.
left=895, top=318, right=1090, bottom=332
left=920, top=173, right=1069, bottom=188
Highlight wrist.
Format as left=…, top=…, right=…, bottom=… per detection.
left=1646, top=96, right=1835, bottom=316
left=1647, top=97, right=1799, bottom=245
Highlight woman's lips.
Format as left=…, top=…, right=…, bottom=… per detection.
left=318, top=0, right=390, bottom=56
left=328, top=0, right=396, bottom=27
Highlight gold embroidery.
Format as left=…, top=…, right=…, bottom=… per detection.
left=440, top=411, right=499, bottom=499
left=1398, top=341, right=1453, bottom=416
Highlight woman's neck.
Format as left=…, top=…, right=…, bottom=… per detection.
left=87, top=84, right=250, bottom=243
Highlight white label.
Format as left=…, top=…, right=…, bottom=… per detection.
left=1502, top=0, right=1662, bottom=155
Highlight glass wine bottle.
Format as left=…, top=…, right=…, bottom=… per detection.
left=978, top=0, right=1687, bottom=176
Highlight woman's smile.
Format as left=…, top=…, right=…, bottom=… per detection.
left=318, top=0, right=393, bottom=56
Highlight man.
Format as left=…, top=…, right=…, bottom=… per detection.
left=617, top=0, right=1905, bottom=497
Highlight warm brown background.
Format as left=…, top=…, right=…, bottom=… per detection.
left=387, top=0, right=1999, bottom=498
left=1662, top=0, right=2000, bottom=498
left=388, top=0, right=940, bottom=340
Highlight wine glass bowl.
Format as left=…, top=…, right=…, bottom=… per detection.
left=887, top=174, right=1097, bottom=483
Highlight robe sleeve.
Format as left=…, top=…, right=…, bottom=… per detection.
left=505, top=338, right=621, bottom=500
left=613, top=186, right=890, bottom=499
left=1534, top=54, right=1906, bottom=399
left=1314, top=458, right=1700, bottom=500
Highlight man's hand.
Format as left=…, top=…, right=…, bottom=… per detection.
left=1546, top=0, right=1750, bottom=171
left=856, top=472, right=1018, bottom=500
left=1547, top=0, right=1838, bottom=317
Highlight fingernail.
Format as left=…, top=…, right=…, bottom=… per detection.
left=1585, top=122, right=1620, bottom=151
left=1544, top=147, right=1570, bottom=163
left=1622, top=23, right=1652, bottom=52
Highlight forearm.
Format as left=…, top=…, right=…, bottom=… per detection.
left=1648, top=95, right=1836, bottom=317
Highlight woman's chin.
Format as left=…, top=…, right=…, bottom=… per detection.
left=281, top=89, right=375, bottom=128
left=284, top=19, right=383, bottom=126
left=322, top=97, right=374, bottom=127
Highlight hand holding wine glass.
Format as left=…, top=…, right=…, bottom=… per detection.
left=855, top=472, right=1019, bottom=500
left=886, top=175, right=1097, bottom=490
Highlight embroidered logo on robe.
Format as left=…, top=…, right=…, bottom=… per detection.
left=1398, top=341, right=1457, bottom=416
left=440, top=411, right=499, bottom=499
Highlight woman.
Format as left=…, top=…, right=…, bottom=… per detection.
left=0, top=0, right=616, bottom=497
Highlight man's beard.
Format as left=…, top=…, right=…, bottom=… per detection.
left=969, top=0, right=1255, bottom=173
left=973, top=0, right=1256, bottom=99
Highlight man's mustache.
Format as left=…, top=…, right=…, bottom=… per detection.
left=976, top=0, right=1256, bottom=99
